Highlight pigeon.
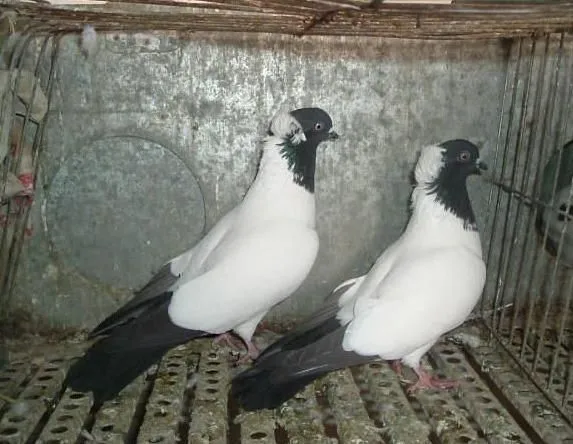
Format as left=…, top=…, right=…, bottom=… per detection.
left=64, top=105, right=339, bottom=407
left=536, top=138, right=573, bottom=267
left=231, top=139, right=487, bottom=411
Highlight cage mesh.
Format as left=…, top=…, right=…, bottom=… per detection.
left=0, top=8, right=572, bottom=443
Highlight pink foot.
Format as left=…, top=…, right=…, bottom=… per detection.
left=235, top=340, right=260, bottom=365
left=407, top=366, right=459, bottom=394
left=213, top=332, right=243, bottom=350
left=390, top=360, right=404, bottom=377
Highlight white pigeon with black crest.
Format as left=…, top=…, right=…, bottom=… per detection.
left=232, top=139, right=487, bottom=411
left=64, top=105, right=339, bottom=407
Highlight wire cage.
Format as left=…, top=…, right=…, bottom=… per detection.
left=1, top=1, right=573, bottom=444
left=480, top=32, right=573, bottom=431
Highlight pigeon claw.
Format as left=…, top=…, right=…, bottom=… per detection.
left=213, top=332, right=244, bottom=351
left=406, top=367, right=459, bottom=394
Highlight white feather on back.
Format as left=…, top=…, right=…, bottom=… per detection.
left=166, top=108, right=318, bottom=339
left=338, top=144, right=485, bottom=366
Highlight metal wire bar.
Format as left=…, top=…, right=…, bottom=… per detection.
left=490, top=36, right=532, bottom=330
left=530, top=37, right=572, bottom=380
left=482, top=37, right=524, bottom=320
left=507, top=35, right=552, bottom=346
left=480, top=39, right=516, bottom=317
left=520, top=32, right=566, bottom=363
left=493, top=36, right=537, bottom=334
left=0, top=29, right=57, bottom=316
left=479, top=318, right=573, bottom=429
left=3, top=35, right=60, bottom=312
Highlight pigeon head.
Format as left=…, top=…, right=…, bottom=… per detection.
left=268, top=106, right=338, bottom=193
left=415, top=139, right=487, bottom=230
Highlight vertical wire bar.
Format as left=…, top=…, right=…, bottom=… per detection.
left=3, top=33, right=59, bottom=313
left=0, top=29, right=40, bottom=310
left=532, top=32, right=572, bottom=377
left=491, top=37, right=531, bottom=333
left=508, top=35, right=552, bottom=346
left=520, top=32, right=566, bottom=361
left=482, top=38, right=524, bottom=328
left=480, top=38, right=517, bottom=317
left=545, top=42, right=573, bottom=392
left=494, top=37, right=537, bottom=335
left=564, top=360, right=573, bottom=407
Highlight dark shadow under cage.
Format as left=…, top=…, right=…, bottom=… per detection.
left=0, top=2, right=573, bottom=443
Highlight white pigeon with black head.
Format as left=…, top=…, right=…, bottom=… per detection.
left=64, top=105, right=339, bottom=407
left=232, top=139, right=487, bottom=411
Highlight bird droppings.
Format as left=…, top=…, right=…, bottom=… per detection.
left=0, top=331, right=571, bottom=444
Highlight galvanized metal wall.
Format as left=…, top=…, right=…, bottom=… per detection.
left=11, top=32, right=507, bottom=328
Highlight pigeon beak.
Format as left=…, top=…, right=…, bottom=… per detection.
left=327, top=131, right=339, bottom=141
left=476, top=159, right=488, bottom=174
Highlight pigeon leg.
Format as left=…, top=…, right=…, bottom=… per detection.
left=213, top=332, right=244, bottom=351
left=390, top=360, right=404, bottom=377
left=407, top=366, right=459, bottom=394
left=235, top=340, right=260, bottom=365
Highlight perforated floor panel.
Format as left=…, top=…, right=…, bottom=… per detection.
left=0, top=329, right=572, bottom=444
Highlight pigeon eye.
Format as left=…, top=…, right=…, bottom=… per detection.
left=458, top=151, right=471, bottom=162
left=314, top=122, right=323, bottom=131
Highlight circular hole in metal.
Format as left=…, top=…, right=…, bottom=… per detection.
left=206, top=388, right=218, bottom=394
left=207, top=378, right=219, bottom=384
left=158, top=400, right=171, bottom=406
left=477, top=396, right=493, bottom=404
left=38, top=375, right=53, bottom=381
left=63, top=404, right=79, bottom=410
left=70, top=393, right=85, bottom=399
left=50, top=426, right=68, bottom=434
left=250, top=432, right=267, bottom=439
left=101, top=424, right=114, bottom=432
left=57, top=415, right=73, bottom=421
left=7, top=416, right=25, bottom=423
left=0, top=428, right=18, bottom=437
left=154, top=411, right=167, bottom=418
left=446, top=357, right=461, bottom=364
left=148, top=437, right=164, bottom=443
left=206, top=370, right=219, bottom=375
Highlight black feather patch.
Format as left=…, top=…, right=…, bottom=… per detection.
left=65, top=293, right=208, bottom=405
left=231, top=322, right=373, bottom=411
left=90, top=264, right=179, bottom=338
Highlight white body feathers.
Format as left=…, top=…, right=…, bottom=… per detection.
left=167, top=116, right=318, bottom=343
left=338, top=144, right=486, bottom=368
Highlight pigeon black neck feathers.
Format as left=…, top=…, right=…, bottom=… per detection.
left=268, top=107, right=338, bottom=193
left=419, top=139, right=487, bottom=231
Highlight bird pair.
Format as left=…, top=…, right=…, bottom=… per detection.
left=64, top=105, right=488, bottom=413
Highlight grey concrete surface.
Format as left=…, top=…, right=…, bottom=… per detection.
left=11, top=32, right=508, bottom=328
